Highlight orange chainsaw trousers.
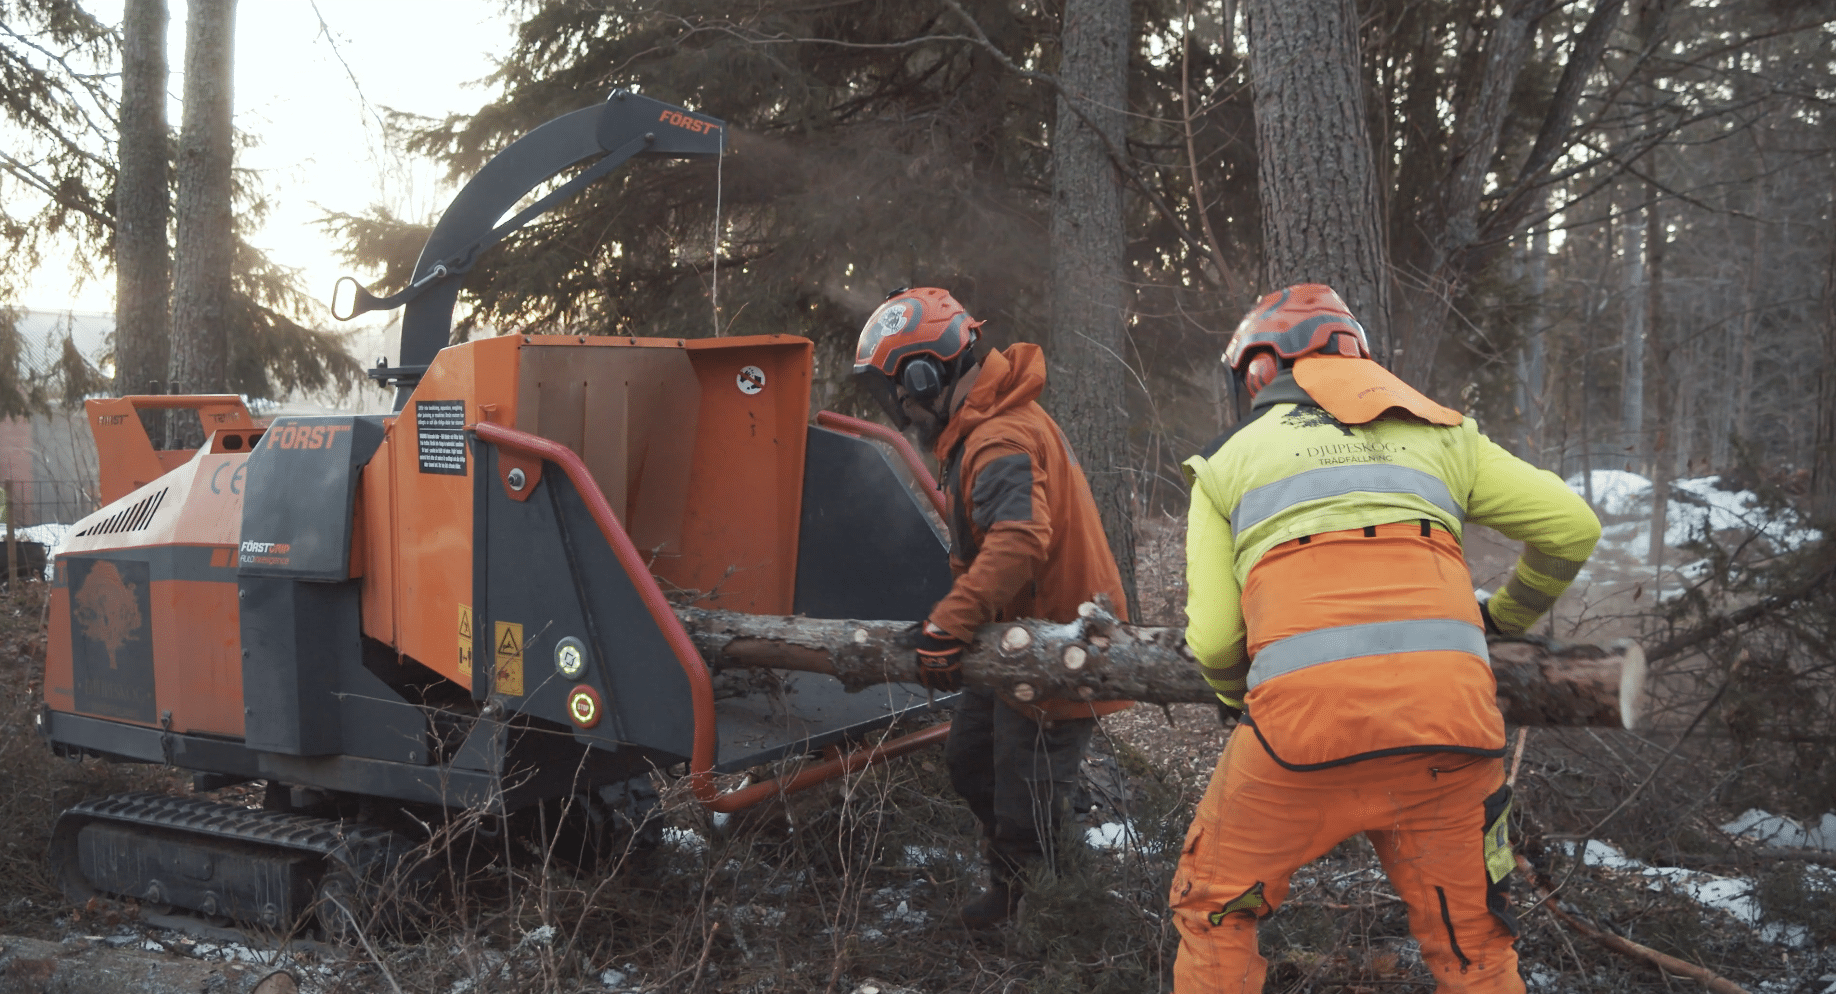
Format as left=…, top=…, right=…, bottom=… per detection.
left=1169, top=728, right=1522, bottom=994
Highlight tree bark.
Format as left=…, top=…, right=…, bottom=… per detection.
left=1620, top=192, right=1646, bottom=473
left=677, top=604, right=1650, bottom=730
left=1244, top=0, right=1391, bottom=358
left=1047, top=0, right=1136, bottom=616
left=1643, top=182, right=1669, bottom=584
left=114, top=0, right=170, bottom=408
left=1812, top=142, right=1836, bottom=525
left=168, top=0, right=236, bottom=448
left=1513, top=217, right=1549, bottom=463
left=1723, top=130, right=1768, bottom=471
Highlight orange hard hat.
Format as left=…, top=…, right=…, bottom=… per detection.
left=852, top=287, right=983, bottom=425
left=1223, top=285, right=1371, bottom=396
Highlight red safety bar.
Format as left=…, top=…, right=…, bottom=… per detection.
left=472, top=420, right=946, bottom=813
left=814, top=410, right=946, bottom=517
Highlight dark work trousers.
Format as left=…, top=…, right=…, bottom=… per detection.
left=944, top=688, right=1096, bottom=882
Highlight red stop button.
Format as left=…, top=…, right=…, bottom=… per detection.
left=567, top=685, right=604, bottom=728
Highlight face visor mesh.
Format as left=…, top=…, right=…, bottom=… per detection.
left=854, top=367, right=910, bottom=429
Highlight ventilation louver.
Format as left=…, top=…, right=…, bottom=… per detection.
left=76, top=488, right=168, bottom=537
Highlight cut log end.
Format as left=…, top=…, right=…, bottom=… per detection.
left=1011, top=683, right=1036, bottom=702
left=1614, top=638, right=1648, bottom=733
left=1000, top=626, right=1033, bottom=653
left=1489, top=638, right=1648, bottom=729
left=1063, top=645, right=1088, bottom=671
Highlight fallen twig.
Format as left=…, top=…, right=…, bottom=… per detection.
left=1645, top=554, right=1836, bottom=664
left=1517, top=855, right=1752, bottom=994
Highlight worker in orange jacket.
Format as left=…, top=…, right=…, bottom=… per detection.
left=1171, top=285, right=1601, bottom=993
left=853, top=287, right=1132, bottom=929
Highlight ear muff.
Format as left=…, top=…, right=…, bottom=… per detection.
left=1244, top=352, right=1279, bottom=398
left=900, top=356, right=946, bottom=401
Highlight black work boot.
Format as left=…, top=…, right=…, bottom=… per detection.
left=960, top=876, right=1022, bottom=930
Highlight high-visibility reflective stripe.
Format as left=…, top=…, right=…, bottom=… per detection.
left=1503, top=575, right=1555, bottom=612
left=1246, top=618, right=1489, bottom=690
left=1522, top=547, right=1585, bottom=581
left=1232, top=464, right=1464, bottom=539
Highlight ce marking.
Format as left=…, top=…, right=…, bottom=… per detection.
left=210, top=461, right=247, bottom=495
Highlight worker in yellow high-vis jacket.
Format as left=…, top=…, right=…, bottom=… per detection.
left=1169, top=285, right=1601, bottom=994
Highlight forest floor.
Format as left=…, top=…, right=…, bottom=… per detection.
left=1, top=511, right=1831, bottom=993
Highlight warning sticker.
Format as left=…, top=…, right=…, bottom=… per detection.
left=494, top=620, right=524, bottom=697
left=458, top=605, right=473, bottom=677
left=416, top=400, right=467, bottom=475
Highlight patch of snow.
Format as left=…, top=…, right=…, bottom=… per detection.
left=12, top=522, right=71, bottom=580
left=729, top=903, right=786, bottom=927
left=1721, top=809, right=1836, bottom=852
left=1571, top=839, right=1642, bottom=870
left=1565, top=471, right=1823, bottom=553
left=1086, top=821, right=1138, bottom=851
left=1671, top=477, right=1822, bottom=550
left=1568, top=470, right=1652, bottom=516
left=900, top=845, right=957, bottom=867
left=883, top=900, right=927, bottom=926
left=598, top=964, right=641, bottom=992
left=1561, top=839, right=1811, bottom=947
left=663, top=827, right=707, bottom=852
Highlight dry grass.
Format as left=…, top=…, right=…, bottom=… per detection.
left=3, top=509, right=1833, bottom=992
left=0, top=580, right=183, bottom=938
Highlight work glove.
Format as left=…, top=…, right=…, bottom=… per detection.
left=1216, top=698, right=1243, bottom=726
left=914, top=620, right=968, bottom=694
left=1479, top=597, right=1503, bottom=637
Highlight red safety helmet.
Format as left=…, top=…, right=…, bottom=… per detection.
left=852, top=287, right=983, bottom=427
left=1223, top=284, right=1371, bottom=397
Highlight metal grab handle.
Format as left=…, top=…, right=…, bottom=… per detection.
left=815, top=410, right=945, bottom=517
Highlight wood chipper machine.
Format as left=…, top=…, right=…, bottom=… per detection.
left=38, top=91, right=957, bottom=929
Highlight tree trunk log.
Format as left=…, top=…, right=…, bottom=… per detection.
left=1048, top=0, right=1136, bottom=617
left=675, top=602, right=1648, bottom=730
left=1245, top=0, right=1392, bottom=358
left=116, top=0, right=171, bottom=446
left=168, top=0, right=237, bottom=449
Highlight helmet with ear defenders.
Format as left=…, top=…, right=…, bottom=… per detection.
left=1223, top=284, right=1371, bottom=399
left=852, top=287, right=983, bottom=426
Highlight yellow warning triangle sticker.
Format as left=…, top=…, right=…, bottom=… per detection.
left=497, top=626, right=521, bottom=656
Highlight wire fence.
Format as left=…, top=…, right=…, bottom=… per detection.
left=4, top=479, right=98, bottom=529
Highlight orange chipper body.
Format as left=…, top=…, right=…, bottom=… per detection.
left=46, top=331, right=951, bottom=809
left=38, top=92, right=959, bottom=930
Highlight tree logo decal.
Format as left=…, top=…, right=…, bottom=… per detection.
left=73, top=560, right=144, bottom=670
left=1282, top=405, right=1356, bottom=437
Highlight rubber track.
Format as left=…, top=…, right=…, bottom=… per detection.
left=61, top=792, right=408, bottom=869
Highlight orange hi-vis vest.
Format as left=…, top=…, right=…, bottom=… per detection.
left=1181, top=360, right=1600, bottom=769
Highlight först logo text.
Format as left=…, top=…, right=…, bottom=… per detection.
left=658, top=110, right=718, bottom=134
left=240, top=541, right=292, bottom=554
left=268, top=424, right=351, bottom=450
